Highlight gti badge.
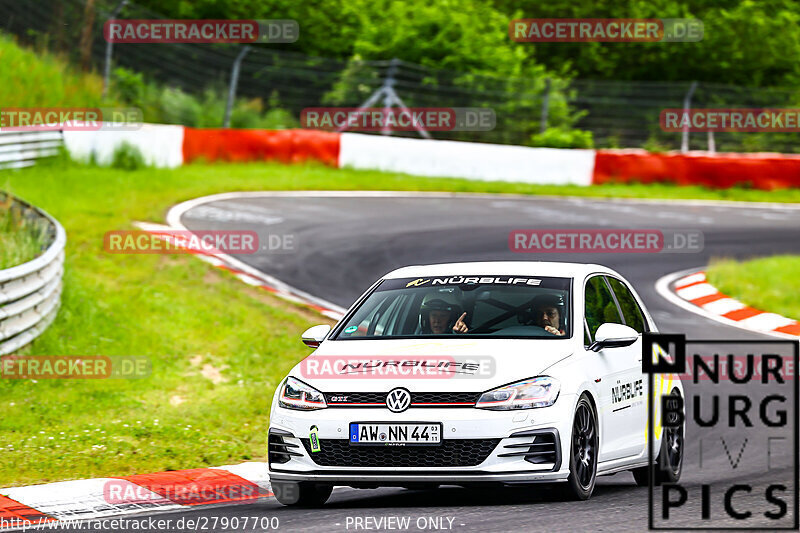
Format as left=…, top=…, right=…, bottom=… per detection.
left=386, top=388, right=411, bottom=413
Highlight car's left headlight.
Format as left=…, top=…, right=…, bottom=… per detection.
left=475, top=376, right=560, bottom=410
left=278, top=377, right=327, bottom=410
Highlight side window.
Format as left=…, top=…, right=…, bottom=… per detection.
left=373, top=294, right=411, bottom=336
left=584, top=276, right=622, bottom=341
left=607, top=277, right=647, bottom=334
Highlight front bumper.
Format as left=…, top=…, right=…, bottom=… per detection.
left=267, top=395, right=575, bottom=485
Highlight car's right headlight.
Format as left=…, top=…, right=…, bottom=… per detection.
left=278, top=377, right=327, bottom=410
left=475, top=376, right=560, bottom=410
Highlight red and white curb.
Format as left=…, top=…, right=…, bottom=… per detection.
left=133, top=221, right=344, bottom=321
left=0, top=463, right=270, bottom=529
left=656, top=268, right=800, bottom=339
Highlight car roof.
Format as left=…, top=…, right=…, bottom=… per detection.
left=383, top=261, right=616, bottom=280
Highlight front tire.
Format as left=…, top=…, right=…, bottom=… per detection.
left=633, top=388, right=684, bottom=486
left=560, top=394, right=598, bottom=500
left=272, top=481, right=333, bottom=507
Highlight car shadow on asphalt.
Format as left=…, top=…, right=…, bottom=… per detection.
left=312, top=480, right=642, bottom=509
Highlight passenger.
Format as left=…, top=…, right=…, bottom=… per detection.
left=522, top=294, right=566, bottom=336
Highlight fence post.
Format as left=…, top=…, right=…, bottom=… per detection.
left=102, top=0, right=128, bottom=99
left=707, top=131, right=716, bottom=154
left=223, top=46, right=251, bottom=128
left=540, top=77, right=551, bottom=134
left=381, top=58, right=399, bottom=136
left=681, top=81, right=698, bottom=153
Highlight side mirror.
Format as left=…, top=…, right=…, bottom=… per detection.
left=301, top=324, right=331, bottom=348
left=589, top=323, right=639, bottom=352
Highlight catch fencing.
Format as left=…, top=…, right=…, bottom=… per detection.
left=2, top=0, right=799, bottom=153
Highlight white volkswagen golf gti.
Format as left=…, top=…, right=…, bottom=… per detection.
left=268, top=262, right=684, bottom=505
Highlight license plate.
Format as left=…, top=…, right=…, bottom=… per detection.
left=349, top=423, right=441, bottom=446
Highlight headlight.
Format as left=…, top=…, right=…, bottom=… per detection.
left=475, top=376, right=560, bottom=410
left=279, top=377, right=327, bottom=410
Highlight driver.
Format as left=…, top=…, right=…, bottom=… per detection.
left=522, top=294, right=565, bottom=336
left=419, top=292, right=469, bottom=334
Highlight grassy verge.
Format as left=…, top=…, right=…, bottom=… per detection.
left=706, top=256, right=800, bottom=321
left=0, top=34, right=111, bottom=108
left=0, top=204, right=49, bottom=269
left=1, top=159, right=799, bottom=487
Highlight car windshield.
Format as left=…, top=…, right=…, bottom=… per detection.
left=335, top=275, right=571, bottom=339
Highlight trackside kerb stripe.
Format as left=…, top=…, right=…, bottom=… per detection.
left=115, top=468, right=271, bottom=506
left=689, top=293, right=726, bottom=306
left=0, top=465, right=272, bottom=527
left=134, top=222, right=343, bottom=320
left=672, top=270, right=800, bottom=338
left=776, top=323, right=800, bottom=336
left=0, top=495, right=55, bottom=527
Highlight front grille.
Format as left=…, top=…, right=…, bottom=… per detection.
left=413, top=392, right=481, bottom=405
left=497, top=428, right=561, bottom=469
left=324, top=392, right=481, bottom=407
left=301, top=438, right=500, bottom=467
left=325, top=392, right=385, bottom=405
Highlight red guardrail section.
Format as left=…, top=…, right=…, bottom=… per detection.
left=183, top=128, right=340, bottom=166
left=594, top=149, right=800, bottom=190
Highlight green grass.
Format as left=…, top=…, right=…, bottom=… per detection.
left=0, top=34, right=113, bottom=108
left=706, top=256, right=800, bottom=321
left=1, top=159, right=799, bottom=488
left=0, top=203, right=49, bottom=269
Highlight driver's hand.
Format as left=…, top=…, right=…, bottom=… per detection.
left=544, top=325, right=564, bottom=336
left=453, top=312, right=469, bottom=333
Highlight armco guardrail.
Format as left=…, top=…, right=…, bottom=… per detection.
left=0, top=193, right=65, bottom=355
left=0, top=131, right=64, bottom=170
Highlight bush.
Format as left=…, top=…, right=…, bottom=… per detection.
left=111, top=142, right=147, bottom=171
left=528, top=127, right=594, bottom=149
left=642, top=136, right=673, bottom=153
left=110, top=67, right=299, bottom=129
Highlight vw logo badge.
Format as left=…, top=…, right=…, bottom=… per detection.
left=385, top=388, right=411, bottom=413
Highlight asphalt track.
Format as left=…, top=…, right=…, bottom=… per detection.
left=116, top=193, right=800, bottom=532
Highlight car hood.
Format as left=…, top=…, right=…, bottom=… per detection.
left=288, top=338, right=573, bottom=392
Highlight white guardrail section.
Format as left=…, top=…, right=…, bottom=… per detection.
left=0, top=130, right=64, bottom=170
left=0, top=193, right=66, bottom=355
